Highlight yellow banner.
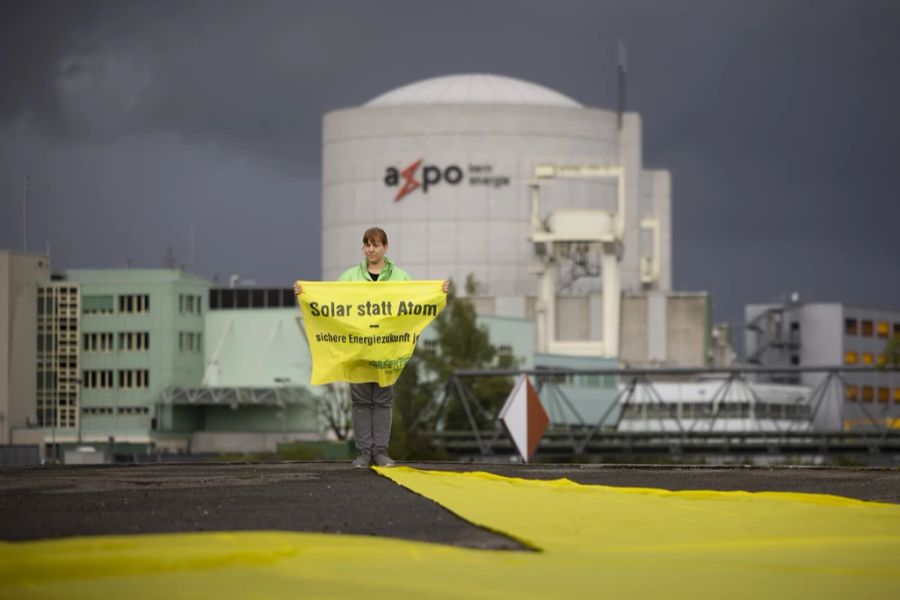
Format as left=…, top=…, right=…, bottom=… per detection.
left=297, top=281, right=446, bottom=386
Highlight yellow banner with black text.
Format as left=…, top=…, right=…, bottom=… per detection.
left=296, top=281, right=446, bottom=386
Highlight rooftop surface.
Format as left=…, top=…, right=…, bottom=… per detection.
left=2, top=461, right=898, bottom=547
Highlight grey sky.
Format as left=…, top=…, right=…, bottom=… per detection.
left=1, top=0, right=898, bottom=339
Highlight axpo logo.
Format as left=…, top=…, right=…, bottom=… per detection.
left=384, top=159, right=464, bottom=202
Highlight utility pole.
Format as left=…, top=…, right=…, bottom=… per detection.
left=22, top=174, right=29, bottom=251
left=617, top=40, right=627, bottom=130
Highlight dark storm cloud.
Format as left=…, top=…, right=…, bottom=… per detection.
left=1, top=0, right=898, bottom=346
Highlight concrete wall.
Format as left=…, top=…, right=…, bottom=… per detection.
left=622, top=292, right=711, bottom=368
left=0, top=252, right=50, bottom=444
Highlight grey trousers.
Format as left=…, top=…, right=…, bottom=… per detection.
left=350, top=383, right=393, bottom=454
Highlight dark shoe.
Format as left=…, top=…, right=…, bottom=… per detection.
left=372, top=453, right=395, bottom=467
left=351, top=451, right=372, bottom=469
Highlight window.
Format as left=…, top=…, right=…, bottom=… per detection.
left=422, top=339, right=438, bottom=352
left=221, top=289, right=235, bottom=308
left=83, top=370, right=114, bottom=389
left=861, top=320, right=873, bottom=337
left=877, top=321, right=890, bottom=338
left=498, top=345, right=514, bottom=358
left=844, top=351, right=858, bottom=365
left=878, top=387, right=890, bottom=404
left=790, top=354, right=800, bottom=366
left=83, top=333, right=114, bottom=352
left=861, top=352, right=874, bottom=365
left=845, top=385, right=858, bottom=402
left=178, top=332, right=202, bottom=352
left=119, top=332, right=149, bottom=351
left=862, top=386, right=874, bottom=403
left=844, top=318, right=858, bottom=335
left=118, top=369, right=149, bottom=389
left=252, top=289, right=264, bottom=307
left=82, top=295, right=114, bottom=314
left=119, top=294, right=150, bottom=314
left=116, top=406, right=149, bottom=415
left=179, top=294, right=203, bottom=315
left=894, top=323, right=900, bottom=336
left=877, top=354, right=887, bottom=366
left=895, top=388, right=900, bottom=404
left=83, top=407, right=114, bottom=416
left=237, top=289, right=250, bottom=308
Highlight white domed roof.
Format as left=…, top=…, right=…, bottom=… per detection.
left=366, top=74, right=582, bottom=108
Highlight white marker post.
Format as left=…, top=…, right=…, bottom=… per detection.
left=498, top=374, right=549, bottom=463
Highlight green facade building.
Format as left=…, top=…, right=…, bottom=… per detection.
left=68, top=269, right=210, bottom=449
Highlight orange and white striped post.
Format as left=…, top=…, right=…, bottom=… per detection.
left=498, top=374, right=549, bottom=462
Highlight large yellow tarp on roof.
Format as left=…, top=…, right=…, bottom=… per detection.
left=2, top=467, right=899, bottom=599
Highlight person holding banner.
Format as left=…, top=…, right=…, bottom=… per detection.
left=294, top=227, right=449, bottom=468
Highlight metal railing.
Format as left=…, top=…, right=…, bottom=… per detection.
left=412, top=365, right=900, bottom=459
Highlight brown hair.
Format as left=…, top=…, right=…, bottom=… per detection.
left=362, top=227, right=388, bottom=246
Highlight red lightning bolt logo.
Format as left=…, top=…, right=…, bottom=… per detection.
left=394, top=159, right=422, bottom=201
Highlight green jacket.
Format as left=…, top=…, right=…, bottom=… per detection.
left=338, top=257, right=411, bottom=282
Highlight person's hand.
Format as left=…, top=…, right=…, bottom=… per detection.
left=441, top=280, right=449, bottom=294
left=293, top=280, right=303, bottom=295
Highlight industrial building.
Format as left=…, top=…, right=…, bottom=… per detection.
left=745, top=300, right=900, bottom=430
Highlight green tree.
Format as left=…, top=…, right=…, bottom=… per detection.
left=390, top=275, right=518, bottom=458
left=883, top=334, right=900, bottom=368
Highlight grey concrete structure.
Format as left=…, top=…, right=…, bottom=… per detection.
left=620, top=292, right=710, bottom=367
left=0, top=251, right=50, bottom=445
left=745, top=300, right=900, bottom=430
left=322, top=74, right=672, bottom=300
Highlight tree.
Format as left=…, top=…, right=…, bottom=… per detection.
left=315, top=382, right=352, bottom=440
left=883, top=334, right=900, bottom=368
left=390, top=275, right=518, bottom=457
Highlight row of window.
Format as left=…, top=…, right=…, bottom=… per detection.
left=622, top=403, right=811, bottom=420
left=83, top=332, right=150, bottom=352
left=82, top=406, right=150, bottom=415
left=209, top=288, right=297, bottom=310
left=82, top=369, right=150, bottom=389
left=179, top=332, right=203, bottom=352
left=82, top=332, right=203, bottom=353
left=179, top=294, right=203, bottom=315
left=82, top=294, right=150, bottom=315
left=845, top=318, right=900, bottom=338
left=37, top=407, right=78, bottom=428
left=846, top=386, right=900, bottom=403
left=37, top=332, right=78, bottom=353
left=844, top=351, right=889, bottom=366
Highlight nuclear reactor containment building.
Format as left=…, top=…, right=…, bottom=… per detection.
left=322, top=74, right=698, bottom=363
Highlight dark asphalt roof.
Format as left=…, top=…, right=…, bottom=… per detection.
left=2, top=461, right=898, bottom=548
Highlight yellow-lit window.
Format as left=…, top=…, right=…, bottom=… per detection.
left=878, top=387, right=890, bottom=404
left=877, top=354, right=887, bottom=366
left=861, top=320, right=873, bottom=337
left=877, top=321, right=890, bottom=338
left=862, top=352, right=874, bottom=365
left=862, top=386, right=874, bottom=403
left=844, top=351, right=858, bottom=365
left=894, top=388, right=900, bottom=404
left=844, top=318, right=858, bottom=336
left=846, top=385, right=858, bottom=402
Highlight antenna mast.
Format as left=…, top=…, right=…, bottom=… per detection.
left=617, top=40, right=627, bottom=130
left=22, top=174, right=29, bottom=251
